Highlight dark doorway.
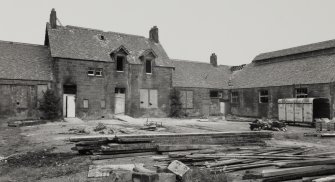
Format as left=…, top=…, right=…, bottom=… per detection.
left=63, top=85, right=77, bottom=94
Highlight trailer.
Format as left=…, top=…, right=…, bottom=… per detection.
left=278, top=98, right=330, bottom=126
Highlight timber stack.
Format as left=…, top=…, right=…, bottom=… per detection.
left=69, top=131, right=272, bottom=155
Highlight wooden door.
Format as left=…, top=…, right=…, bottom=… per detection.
left=63, top=94, right=76, bottom=117
left=115, top=93, right=125, bottom=114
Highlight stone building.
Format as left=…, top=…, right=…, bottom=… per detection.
left=172, top=53, right=231, bottom=117
left=229, top=40, right=335, bottom=119
left=2, top=8, right=335, bottom=121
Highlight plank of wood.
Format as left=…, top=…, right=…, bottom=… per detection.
left=102, top=143, right=157, bottom=152
left=261, top=167, right=335, bottom=182
left=117, top=137, right=153, bottom=143
left=275, top=158, right=335, bottom=168
left=262, top=165, right=335, bottom=178
left=69, top=135, right=113, bottom=142
left=157, top=145, right=222, bottom=152
left=206, top=159, right=245, bottom=168
left=320, top=133, right=335, bottom=137
left=312, top=175, right=335, bottom=182
left=91, top=152, right=157, bottom=160
left=302, top=175, right=330, bottom=182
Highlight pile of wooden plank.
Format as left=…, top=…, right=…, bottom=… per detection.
left=155, top=146, right=335, bottom=181
left=69, top=131, right=273, bottom=155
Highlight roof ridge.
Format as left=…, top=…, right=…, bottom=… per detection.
left=0, top=40, right=46, bottom=48
left=65, top=25, right=146, bottom=38
left=172, top=58, right=229, bottom=67
left=172, top=58, right=211, bottom=64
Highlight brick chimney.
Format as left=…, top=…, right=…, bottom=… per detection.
left=149, top=26, right=159, bottom=43
left=50, top=8, right=57, bottom=29
left=210, top=53, right=218, bottom=67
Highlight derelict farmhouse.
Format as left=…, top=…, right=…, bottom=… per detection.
left=1, top=9, right=335, bottom=121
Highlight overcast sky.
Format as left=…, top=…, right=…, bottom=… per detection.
left=1, top=0, right=335, bottom=65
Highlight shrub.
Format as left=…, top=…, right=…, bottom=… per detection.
left=170, top=89, right=183, bottom=117
left=39, top=89, right=61, bottom=120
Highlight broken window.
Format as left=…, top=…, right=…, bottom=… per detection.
left=180, top=90, right=193, bottom=109
left=210, top=91, right=219, bottom=98
left=296, top=88, right=308, bottom=98
left=101, top=100, right=106, bottom=109
left=87, top=68, right=95, bottom=76
left=83, top=99, right=89, bottom=108
left=259, top=90, right=269, bottom=103
left=231, top=91, right=239, bottom=103
left=145, top=59, right=152, bottom=74
left=95, top=68, right=103, bottom=77
left=116, top=56, right=124, bottom=72
left=115, top=88, right=126, bottom=94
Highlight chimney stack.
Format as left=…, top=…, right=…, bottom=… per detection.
left=149, top=26, right=159, bottom=43
left=50, top=8, right=57, bottom=29
left=210, top=53, right=218, bottom=67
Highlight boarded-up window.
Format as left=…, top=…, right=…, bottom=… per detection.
left=140, top=89, right=158, bottom=108
left=101, top=100, right=106, bottom=108
left=37, top=85, right=48, bottom=101
left=180, top=90, right=193, bottom=109
left=259, top=90, right=269, bottom=103
left=231, top=91, right=239, bottom=103
left=296, top=88, right=308, bottom=98
left=83, top=99, right=89, bottom=108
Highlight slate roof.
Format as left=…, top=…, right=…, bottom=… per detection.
left=46, top=24, right=173, bottom=67
left=172, top=59, right=232, bottom=89
left=230, top=53, right=335, bottom=89
left=0, top=41, right=53, bottom=81
left=253, top=39, right=335, bottom=62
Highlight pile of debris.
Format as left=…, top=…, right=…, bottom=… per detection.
left=249, top=119, right=287, bottom=132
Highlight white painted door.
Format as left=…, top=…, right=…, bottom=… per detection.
left=140, top=89, right=149, bottom=108
left=220, top=102, right=226, bottom=115
left=149, top=89, right=158, bottom=108
left=115, top=93, right=125, bottom=114
left=63, top=94, right=76, bottom=118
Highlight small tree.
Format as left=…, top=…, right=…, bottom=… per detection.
left=39, top=89, right=61, bottom=120
left=170, top=89, right=183, bottom=117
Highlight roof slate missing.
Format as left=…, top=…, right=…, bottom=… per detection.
left=253, top=39, right=335, bottom=62
left=172, top=59, right=232, bottom=89
left=46, top=24, right=173, bottom=67
left=0, top=41, right=53, bottom=81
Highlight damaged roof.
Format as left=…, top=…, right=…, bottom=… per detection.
left=0, top=41, right=53, bottom=81
left=230, top=53, right=335, bottom=89
left=46, top=24, right=173, bottom=67
left=172, top=59, right=232, bottom=89
left=253, top=39, right=335, bottom=62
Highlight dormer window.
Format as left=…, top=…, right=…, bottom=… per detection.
left=116, top=56, right=125, bottom=72
left=145, top=59, right=152, bottom=74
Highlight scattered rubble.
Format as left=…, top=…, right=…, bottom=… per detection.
left=249, top=119, right=287, bottom=131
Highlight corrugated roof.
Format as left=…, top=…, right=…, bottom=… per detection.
left=46, top=24, right=173, bottom=67
left=172, top=59, right=232, bottom=89
left=253, top=39, right=335, bottom=62
left=231, top=53, right=335, bottom=89
left=0, top=41, right=53, bottom=81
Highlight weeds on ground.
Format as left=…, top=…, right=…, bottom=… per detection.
left=180, top=168, right=228, bottom=182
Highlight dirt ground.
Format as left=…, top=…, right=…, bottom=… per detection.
left=0, top=117, right=334, bottom=182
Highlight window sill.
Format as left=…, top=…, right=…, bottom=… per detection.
left=116, top=71, right=124, bottom=73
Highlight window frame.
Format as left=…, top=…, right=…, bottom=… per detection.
left=95, top=68, right=103, bottom=77
left=145, top=58, right=152, bottom=74
left=296, top=88, right=308, bottom=98
left=87, top=68, right=95, bottom=76
left=116, top=56, right=125, bottom=72
left=259, top=90, right=269, bottom=103
left=231, top=91, right=239, bottom=103
left=83, top=99, right=89, bottom=109
left=100, top=100, right=106, bottom=109
left=180, top=90, right=194, bottom=109
left=210, top=90, right=219, bottom=98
